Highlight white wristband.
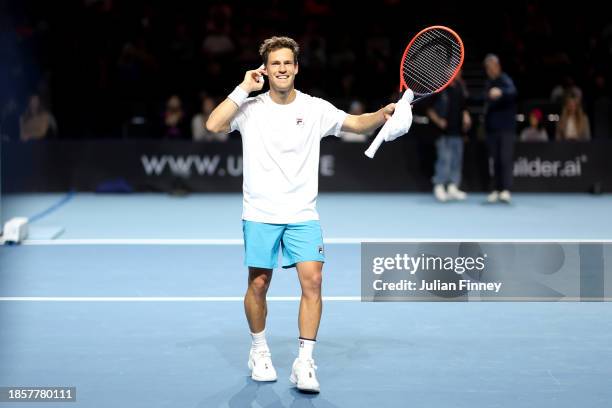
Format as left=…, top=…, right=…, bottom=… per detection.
left=228, top=86, right=249, bottom=107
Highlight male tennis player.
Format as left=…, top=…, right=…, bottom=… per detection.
left=206, top=36, right=407, bottom=393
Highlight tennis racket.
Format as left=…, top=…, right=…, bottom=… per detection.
left=365, top=26, right=464, bottom=158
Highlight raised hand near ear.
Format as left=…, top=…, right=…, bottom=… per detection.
left=240, top=65, right=267, bottom=93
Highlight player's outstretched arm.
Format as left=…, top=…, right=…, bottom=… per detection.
left=341, top=103, right=395, bottom=135
left=206, top=65, right=266, bottom=134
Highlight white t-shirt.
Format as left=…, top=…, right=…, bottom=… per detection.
left=230, top=90, right=347, bottom=223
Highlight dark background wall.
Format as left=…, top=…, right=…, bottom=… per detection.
left=1, top=0, right=611, bottom=140
left=2, top=0, right=611, bottom=193
left=4, top=138, right=610, bottom=193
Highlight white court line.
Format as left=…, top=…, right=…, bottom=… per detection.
left=23, top=238, right=246, bottom=245
left=21, top=238, right=612, bottom=245
left=0, top=296, right=361, bottom=302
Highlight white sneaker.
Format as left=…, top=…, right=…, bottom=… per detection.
left=433, top=184, right=447, bottom=202
left=290, top=358, right=320, bottom=393
left=248, top=348, right=277, bottom=382
left=447, top=184, right=467, bottom=200
left=499, top=190, right=512, bottom=203
left=487, top=191, right=499, bottom=203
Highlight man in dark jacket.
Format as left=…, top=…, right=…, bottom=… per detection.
left=483, top=54, right=517, bottom=203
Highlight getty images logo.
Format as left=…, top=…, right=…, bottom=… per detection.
left=513, top=155, right=587, bottom=178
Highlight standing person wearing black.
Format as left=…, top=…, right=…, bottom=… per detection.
left=483, top=54, right=517, bottom=203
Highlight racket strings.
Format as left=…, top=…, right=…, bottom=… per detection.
left=416, top=31, right=462, bottom=73
left=409, top=33, right=461, bottom=83
left=404, top=47, right=461, bottom=91
left=404, top=59, right=448, bottom=91
left=405, top=41, right=460, bottom=91
left=404, top=49, right=454, bottom=91
left=404, top=59, right=448, bottom=93
left=402, top=28, right=463, bottom=95
left=404, top=52, right=448, bottom=93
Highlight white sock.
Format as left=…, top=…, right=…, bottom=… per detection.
left=298, top=337, right=316, bottom=360
left=251, top=329, right=268, bottom=352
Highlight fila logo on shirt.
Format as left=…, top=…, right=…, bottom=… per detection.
left=296, top=117, right=304, bottom=127
left=318, top=246, right=324, bottom=255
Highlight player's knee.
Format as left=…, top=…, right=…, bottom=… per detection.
left=249, top=274, right=271, bottom=295
left=303, top=271, right=322, bottom=294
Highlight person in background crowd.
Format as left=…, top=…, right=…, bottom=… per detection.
left=556, top=94, right=591, bottom=141
left=19, top=94, right=58, bottom=141
left=192, top=94, right=228, bottom=142
left=337, top=100, right=372, bottom=142
left=550, top=75, right=583, bottom=106
left=161, top=94, right=189, bottom=139
left=519, top=108, right=548, bottom=142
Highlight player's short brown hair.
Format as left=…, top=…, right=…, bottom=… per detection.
left=259, top=36, right=299, bottom=64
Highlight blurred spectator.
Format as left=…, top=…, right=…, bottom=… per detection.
left=427, top=73, right=471, bottom=202
left=329, top=34, right=356, bottom=71
left=169, top=22, right=196, bottom=64
left=519, top=108, right=548, bottom=142
left=550, top=75, right=583, bottom=106
left=589, top=73, right=612, bottom=139
left=19, top=94, right=57, bottom=141
left=483, top=54, right=517, bottom=204
left=192, top=95, right=228, bottom=142
left=300, top=20, right=328, bottom=71
left=117, top=37, right=157, bottom=86
left=161, top=95, right=189, bottom=139
left=6, top=2, right=611, bottom=139
left=556, top=94, right=591, bottom=141
left=167, top=21, right=197, bottom=95
left=202, top=31, right=235, bottom=57
left=205, top=3, right=233, bottom=33
left=1, top=98, right=20, bottom=141
left=235, top=23, right=260, bottom=64
left=338, top=100, right=371, bottom=142
left=202, top=2, right=235, bottom=61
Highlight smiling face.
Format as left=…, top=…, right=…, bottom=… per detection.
left=265, top=47, right=298, bottom=93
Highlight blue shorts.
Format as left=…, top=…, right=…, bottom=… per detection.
left=242, top=220, right=325, bottom=269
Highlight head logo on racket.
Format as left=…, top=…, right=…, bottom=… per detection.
left=399, top=25, right=464, bottom=98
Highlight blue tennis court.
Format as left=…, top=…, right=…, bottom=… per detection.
left=1, top=193, right=611, bottom=407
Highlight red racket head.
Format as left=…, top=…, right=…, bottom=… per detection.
left=399, top=26, right=464, bottom=98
